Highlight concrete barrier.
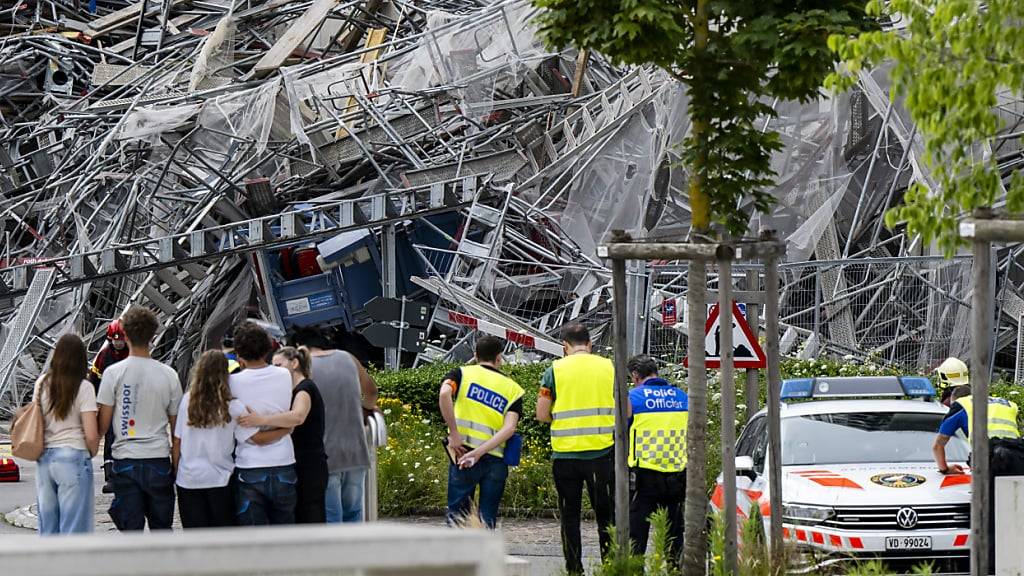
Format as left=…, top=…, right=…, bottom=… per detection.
left=0, top=523, right=508, bottom=576
left=996, top=476, right=1024, bottom=576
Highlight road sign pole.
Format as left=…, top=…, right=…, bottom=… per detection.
left=382, top=224, right=398, bottom=370
left=397, top=296, right=407, bottom=369
left=744, top=269, right=760, bottom=422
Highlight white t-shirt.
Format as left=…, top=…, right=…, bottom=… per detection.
left=97, top=356, right=182, bottom=460
left=173, top=393, right=257, bottom=489
left=228, top=365, right=295, bottom=469
left=37, top=377, right=98, bottom=451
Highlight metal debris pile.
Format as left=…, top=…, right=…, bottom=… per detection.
left=3, top=0, right=1024, bottom=417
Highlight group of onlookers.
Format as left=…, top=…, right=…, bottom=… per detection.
left=29, top=308, right=685, bottom=576
left=31, top=306, right=376, bottom=534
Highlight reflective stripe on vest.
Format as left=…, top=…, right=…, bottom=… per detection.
left=454, top=365, right=525, bottom=458
left=629, top=408, right=689, bottom=472
left=550, top=354, right=615, bottom=452
left=956, top=396, right=1020, bottom=439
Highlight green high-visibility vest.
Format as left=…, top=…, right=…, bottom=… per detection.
left=454, top=365, right=524, bottom=457
left=549, top=354, right=615, bottom=453
left=956, top=396, right=1020, bottom=439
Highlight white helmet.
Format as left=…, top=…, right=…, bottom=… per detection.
left=935, top=357, right=969, bottom=387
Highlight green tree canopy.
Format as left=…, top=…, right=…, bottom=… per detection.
left=828, top=0, right=1024, bottom=255
left=534, top=0, right=873, bottom=235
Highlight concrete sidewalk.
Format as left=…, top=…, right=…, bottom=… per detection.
left=2, top=453, right=602, bottom=575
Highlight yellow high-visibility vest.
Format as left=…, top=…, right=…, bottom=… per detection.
left=956, top=396, right=1020, bottom=439
left=628, top=388, right=688, bottom=473
left=454, top=365, right=524, bottom=457
left=550, top=353, right=615, bottom=453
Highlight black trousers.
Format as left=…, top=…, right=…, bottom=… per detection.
left=552, top=453, right=615, bottom=575
left=177, top=485, right=236, bottom=529
left=629, top=467, right=685, bottom=562
left=295, top=457, right=329, bottom=524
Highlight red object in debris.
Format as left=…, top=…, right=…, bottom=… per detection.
left=0, top=458, right=20, bottom=482
left=280, top=247, right=297, bottom=280
left=294, top=248, right=323, bottom=278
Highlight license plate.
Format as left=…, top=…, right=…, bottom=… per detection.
left=885, top=536, right=932, bottom=550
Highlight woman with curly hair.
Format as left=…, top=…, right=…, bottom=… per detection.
left=171, top=350, right=258, bottom=528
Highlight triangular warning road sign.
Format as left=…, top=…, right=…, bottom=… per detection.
left=684, top=301, right=766, bottom=369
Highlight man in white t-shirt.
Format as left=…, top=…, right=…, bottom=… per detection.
left=97, top=306, right=182, bottom=531
left=228, top=321, right=297, bottom=525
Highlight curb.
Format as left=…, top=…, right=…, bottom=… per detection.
left=4, top=503, right=38, bottom=531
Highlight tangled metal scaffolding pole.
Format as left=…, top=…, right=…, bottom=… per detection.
left=3, top=0, right=1024, bottom=419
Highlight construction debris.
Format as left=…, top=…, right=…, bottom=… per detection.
left=3, top=0, right=1024, bottom=418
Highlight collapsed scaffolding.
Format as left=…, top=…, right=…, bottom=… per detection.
left=2, top=0, right=1024, bottom=417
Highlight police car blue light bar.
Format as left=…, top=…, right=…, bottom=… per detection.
left=780, top=376, right=935, bottom=402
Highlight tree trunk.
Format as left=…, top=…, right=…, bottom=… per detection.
left=683, top=260, right=709, bottom=574
left=682, top=0, right=711, bottom=573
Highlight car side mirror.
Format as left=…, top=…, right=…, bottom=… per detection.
left=736, top=456, right=757, bottom=480
left=736, top=455, right=755, bottom=471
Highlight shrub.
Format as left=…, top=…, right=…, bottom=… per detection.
left=371, top=361, right=551, bottom=451
left=374, top=356, right=983, bottom=516
left=376, top=396, right=557, bottom=517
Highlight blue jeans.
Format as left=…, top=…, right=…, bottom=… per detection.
left=109, top=458, right=175, bottom=531
left=325, top=468, right=365, bottom=523
left=235, top=465, right=298, bottom=525
left=446, top=454, right=508, bottom=529
left=36, top=447, right=94, bottom=535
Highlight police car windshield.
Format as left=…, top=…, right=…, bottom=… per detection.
left=782, top=412, right=970, bottom=465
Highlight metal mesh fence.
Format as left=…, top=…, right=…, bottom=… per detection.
left=646, top=257, right=977, bottom=372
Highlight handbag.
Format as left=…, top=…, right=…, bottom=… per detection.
left=11, top=379, right=45, bottom=461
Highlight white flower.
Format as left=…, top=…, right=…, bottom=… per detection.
left=414, top=462, right=421, bottom=469
left=383, top=409, right=393, bottom=415
left=421, top=418, right=431, bottom=424
left=433, top=479, right=440, bottom=484
left=737, top=404, right=747, bottom=412
left=712, top=392, right=722, bottom=402
left=425, top=456, right=433, bottom=462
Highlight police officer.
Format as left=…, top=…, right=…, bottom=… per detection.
left=439, top=335, right=524, bottom=528
left=88, top=319, right=129, bottom=493
left=935, top=357, right=969, bottom=406
left=933, top=385, right=1020, bottom=474
left=626, top=355, right=687, bottom=563
left=535, top=323, right=615, bottom=575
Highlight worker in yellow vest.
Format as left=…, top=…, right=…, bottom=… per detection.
left=535, top=323, right=615, bottom=575
left=626, top=355, right=687, bottom=563
left=934, top=385, right=1020, bottom=474
left=439, top=335, right=524, bottom=528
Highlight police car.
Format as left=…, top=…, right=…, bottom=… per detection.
left=713, top=376, right=971, bottom=571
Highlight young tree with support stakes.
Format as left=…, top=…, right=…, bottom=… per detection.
left=531, top=1, right=873, bottom=573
